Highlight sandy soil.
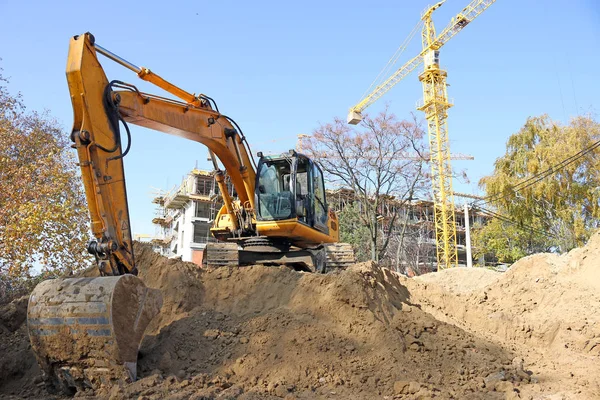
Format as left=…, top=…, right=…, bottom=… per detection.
left=1, top=236, right=599, bottom=399
left=406, top=232, right=600, bottom=399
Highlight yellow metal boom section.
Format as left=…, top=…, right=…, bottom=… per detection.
left=347, top=0, right=496, bottom=123
left=67, top=33, right=256, bottom=274
left=115, top=92, right=255, bottom=204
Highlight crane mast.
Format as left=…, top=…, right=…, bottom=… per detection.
left=347, top=0, right=496, bottom=269
left=418, top=1, right=458, bottom=269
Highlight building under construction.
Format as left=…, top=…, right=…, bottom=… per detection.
left=151, top=169, right=233, bottom=265
left=326, top=188, right=489, bottom=272
left=150, top=166, right=487, bottom=270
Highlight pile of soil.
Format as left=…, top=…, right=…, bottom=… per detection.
left=0, top=295, right=39, bottom=396
left=405, top=231, right=600, bottom=399
left=415, top=267, right=501, bottom=295
left=1, top=236, right=599, bottom=399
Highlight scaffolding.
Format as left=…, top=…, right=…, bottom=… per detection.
left=151, top=168, right=235, bottom=262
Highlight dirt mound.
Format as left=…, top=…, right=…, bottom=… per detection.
left=0, top=295, right=41, bottom=397
left=406, top=232, right=600, bottom=399
left=1, top=243, right=532, bottom=399
left=415, top=267, right=501, bottom=294
left=5, top=234, right=600, bottom=399
left=134, top=262, right=527, bottom=399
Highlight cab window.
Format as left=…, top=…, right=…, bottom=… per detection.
left=312, top=163, right=327, bottom=227
left=256, top=160, right=293, bottom=220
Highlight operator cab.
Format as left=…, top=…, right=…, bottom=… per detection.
left=255, top=150, right=329, bottom=233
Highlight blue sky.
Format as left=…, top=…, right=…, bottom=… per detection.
left=0, top=0, right=598, bottom=236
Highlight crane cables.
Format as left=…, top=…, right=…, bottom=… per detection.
left=475, top=134, right=600, bottom=206
left=359, top=19, right=424, bottom=102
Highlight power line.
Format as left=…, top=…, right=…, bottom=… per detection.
left=473, top=205, right=557, bottom=240
left=469, top=129, right=600, bottom=244
left=477, top=135, right=600, bottom=205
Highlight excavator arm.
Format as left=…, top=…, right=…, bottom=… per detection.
left=67, top=33, right=256, bottom=276
left=67, top=34, right=135, bottom=276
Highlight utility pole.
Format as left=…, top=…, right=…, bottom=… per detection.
left=464, top=203, right=473, bottom=268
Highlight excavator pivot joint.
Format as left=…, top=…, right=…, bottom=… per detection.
left=224, top=127, right=237, bottom=138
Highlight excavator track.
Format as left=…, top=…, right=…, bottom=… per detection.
left=205, top=243, right=239, bottom=267
left=205, top=241, right=356, bottom=271
left=323, top=243, right=356, bottom=269
left=27, top=275, right=162, bottom=394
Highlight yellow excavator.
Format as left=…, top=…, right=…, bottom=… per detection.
left=27, top=33, right=354, bottom=393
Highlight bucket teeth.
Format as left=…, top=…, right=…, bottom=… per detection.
left=27, top=275, right=162, bottom=394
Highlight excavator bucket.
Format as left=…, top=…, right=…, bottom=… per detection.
left=27, top=275, right=162, bottom=394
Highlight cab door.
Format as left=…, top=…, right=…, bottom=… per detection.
left=310, top=161, right=329, bottom=233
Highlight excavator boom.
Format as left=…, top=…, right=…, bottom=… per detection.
left=66, top=33, right=256, bottom=275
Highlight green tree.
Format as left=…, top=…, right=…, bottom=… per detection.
left=472, top=219, right=548, bottom=264
left=0, top=72, right=92, bottom=284
left=338, top=203, right=371, bottom=262
left=473, top=114, right=600, bottom=263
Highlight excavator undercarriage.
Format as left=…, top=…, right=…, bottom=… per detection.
left=205, top=238, right=355, bottom=272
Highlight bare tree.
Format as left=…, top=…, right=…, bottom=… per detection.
left=304, top=109, right=429, bottom=262
left=391, top=220, right=436, bottom=275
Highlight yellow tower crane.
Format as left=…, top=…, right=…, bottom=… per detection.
left=347, top=0, right=496, bottom=269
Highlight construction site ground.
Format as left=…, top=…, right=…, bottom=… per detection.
left=1, top=235, right=599, bottom=400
